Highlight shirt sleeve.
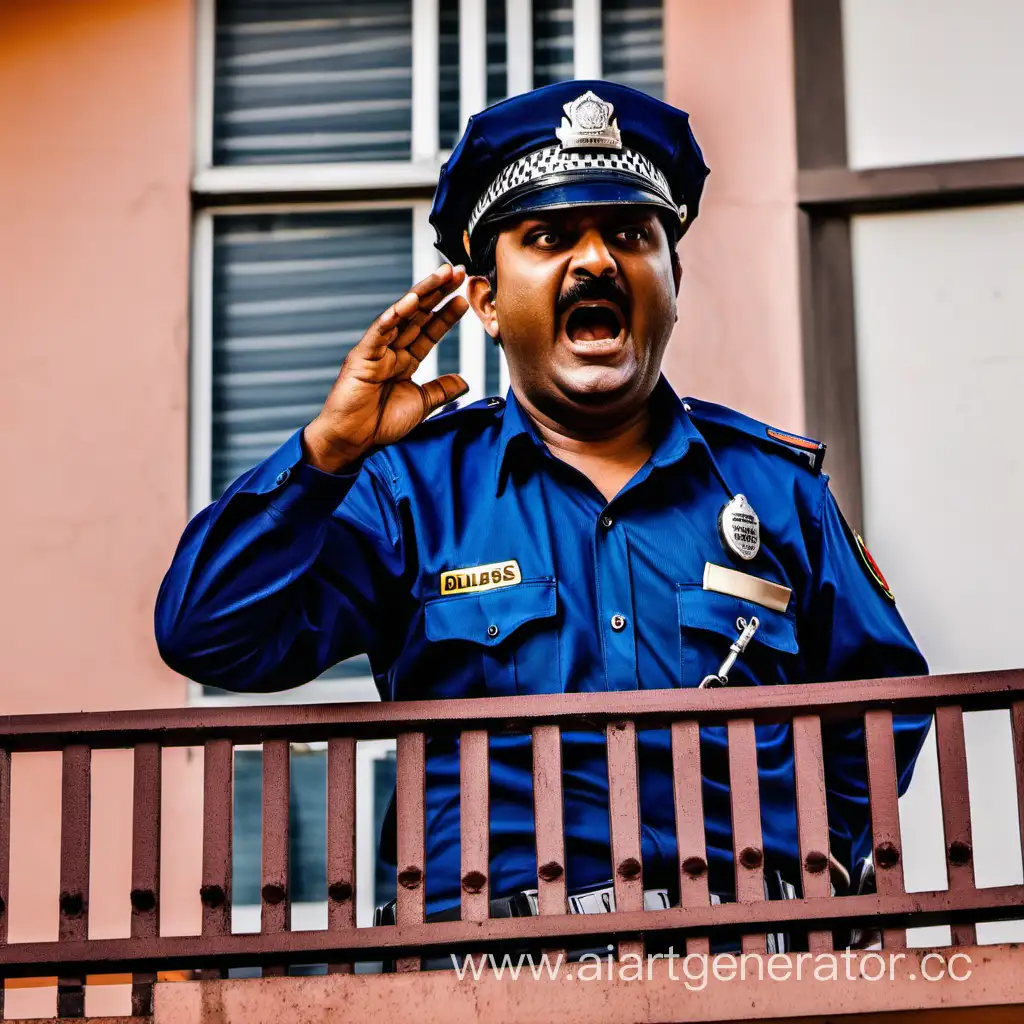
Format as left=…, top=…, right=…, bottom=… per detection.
left=154, top=428, right=410, bottom=692
left=808, top=479, right=932, bottom=874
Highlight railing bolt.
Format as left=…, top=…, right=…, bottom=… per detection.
left=617, top=857, right=642, bottom=880
left=804, top=851, right=829, bottom=875
left=59, top=892, right=84, bottom=918
left=130, top=888, right=157, bottom=913
left=398, top=866, right=423, bottom=890
left=262, top=883, right=287, bottom=905
left=681, top=856, right=707, bottom=878
left=538, top=861, right=564, bottom=883
left=875, top=842, right=901, bottom=869
left=739, top=846, right=763, bottom=870
left=200, top=883, right=226, bottom=908
left=949, top=841, right=973, bottom=866
left=327, top=881, right=353, bottom=903
left=462, top=871, right=487, bottom=894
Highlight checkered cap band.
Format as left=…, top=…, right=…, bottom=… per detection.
left=468, top=144, right=676, bottom=236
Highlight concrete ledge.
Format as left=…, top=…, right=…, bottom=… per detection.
left=152, top=945, right=1024, bottom=1023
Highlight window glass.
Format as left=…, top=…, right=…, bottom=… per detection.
left=602, top=0, right=663, bottom=98
left=213, top=0, right=413, bottom=165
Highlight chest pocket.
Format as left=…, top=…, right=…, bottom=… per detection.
left=423, top=579, right=561, bottom=696
left=676, top=584, right=799, bottom=689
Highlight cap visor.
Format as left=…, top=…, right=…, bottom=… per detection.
left=481, top=179, right=679, bottom=228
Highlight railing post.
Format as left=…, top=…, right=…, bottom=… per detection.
left=395, top=732, right=426, bottom=972
left=130, top=743, right=161, bottom=1015
left=533, top=725, right=567, bottom=962
left=793, top=715, right=833, bottom=952
left=935, top=706, right=977, bottom=946
left=727, top=720, right=766, bottom=954
left=327, top=736, right=357, bottom=974
left=261, top=740, right=291, bottom=976
left=671, top=721, right=711, bottom=955
left=460, top=731, right=490, bottom=923
left=606, top=720, right=644, bottom=960
left=865, top=710, right=908, bottom=949
left=1012, top=703, right=1024, bottom=872
left=200, top=739, right=233, bottom=980
left=58, top=745, right=91, bottom=1018
left=0, top=748, right=11, bottom=1020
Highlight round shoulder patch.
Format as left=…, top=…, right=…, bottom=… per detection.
left=856, top=534, right=894, bottom=601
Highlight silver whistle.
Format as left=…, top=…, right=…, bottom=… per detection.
left=699, top=616, right=760, bottom=689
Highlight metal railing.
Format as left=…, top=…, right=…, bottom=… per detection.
left=1, top=669, right=1023, bottom=1019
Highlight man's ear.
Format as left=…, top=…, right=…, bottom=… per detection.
left=467, top=275, right=500, bottom=340
left=672, top=249, right=682, bottom=295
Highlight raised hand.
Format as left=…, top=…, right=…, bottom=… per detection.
left=302, top=264, right=470, bottom=472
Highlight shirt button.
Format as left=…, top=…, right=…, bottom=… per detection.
left=600, top=514, right=614, bottom=529
left=275, top=468, right=291, bottom=486
left=487, top=624, right=500, bottom=638
left=610, top=614, right=627, bottom=632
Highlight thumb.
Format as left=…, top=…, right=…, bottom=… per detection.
left=420, top=374, right=469, bottom=417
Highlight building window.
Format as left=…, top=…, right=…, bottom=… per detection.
left=191, top=0, right=666, bottom=706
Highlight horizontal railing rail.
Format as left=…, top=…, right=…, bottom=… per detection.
left=0, top=668, right=1022, bottom=1019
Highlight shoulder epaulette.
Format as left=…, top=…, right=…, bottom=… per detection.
left=684, top=397, right=827, bottom=473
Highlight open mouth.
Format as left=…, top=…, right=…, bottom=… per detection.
left=563, top=301, right=627, bottom=344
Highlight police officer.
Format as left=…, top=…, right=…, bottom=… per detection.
left=156, top=82, right=930, bottom=939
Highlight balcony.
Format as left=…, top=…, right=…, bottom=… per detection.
left=0, top=670, right=1023, bottom=1023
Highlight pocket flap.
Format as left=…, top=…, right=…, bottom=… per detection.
left=676, top=585, right=798, bottom=655
left=424, top=579, right=557, bottom=647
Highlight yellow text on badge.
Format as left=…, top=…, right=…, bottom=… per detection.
left=440, top=560, right=522, bottom=595
left=703, top=563, right=792, bottom=613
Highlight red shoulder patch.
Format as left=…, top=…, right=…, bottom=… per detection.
left=856, top=534, right=894, bottom=601
left=765, top=427, right=827, bottom=472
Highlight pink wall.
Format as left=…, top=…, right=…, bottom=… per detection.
left=0, top=0, right=201, bottom=1014
left=662, top=0, right=805, bottom=434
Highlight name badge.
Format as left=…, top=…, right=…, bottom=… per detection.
left=703, top=563, right=792, bottom=613
left=440, top=559, right=522, bottom=595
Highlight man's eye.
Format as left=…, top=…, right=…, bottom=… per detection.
left=618, top=226, right=648, bottom=242
left=529, top=231, right=560, bottom=247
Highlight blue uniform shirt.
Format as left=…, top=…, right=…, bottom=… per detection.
left=156, top=378, right=930, bottom=913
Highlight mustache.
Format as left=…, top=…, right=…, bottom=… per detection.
left=556, top=276, right=631, bottom=320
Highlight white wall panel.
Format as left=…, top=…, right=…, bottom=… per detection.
left=852, top=203, right=1024, bottom=941
left=842, top=0, right=1024, bottom=169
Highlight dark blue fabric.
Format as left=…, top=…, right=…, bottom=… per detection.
left=429, top=79, right=710, bottom=265
left=156, top=378, right=930, bottom=913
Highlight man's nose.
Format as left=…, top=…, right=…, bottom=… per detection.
left=568, top=228, right=617, bottom=278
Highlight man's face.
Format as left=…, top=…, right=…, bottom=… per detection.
left=471, top=205, right=680, bottom=424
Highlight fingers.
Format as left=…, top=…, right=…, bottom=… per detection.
left=362, top=264, right=466, bottom=359
left=420, top=374, right=469, bottom=417
left=404, top=296, right=469, bottom=362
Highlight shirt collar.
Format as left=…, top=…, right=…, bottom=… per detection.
left=493, top=375, right=709, bottom=495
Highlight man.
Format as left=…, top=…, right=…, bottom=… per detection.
left=156, top=82, right=930, bottom=939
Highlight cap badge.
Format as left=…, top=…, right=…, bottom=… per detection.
left=718, top=494, right=761, bottom=561
left=555, top=91, right=622, bottom=151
